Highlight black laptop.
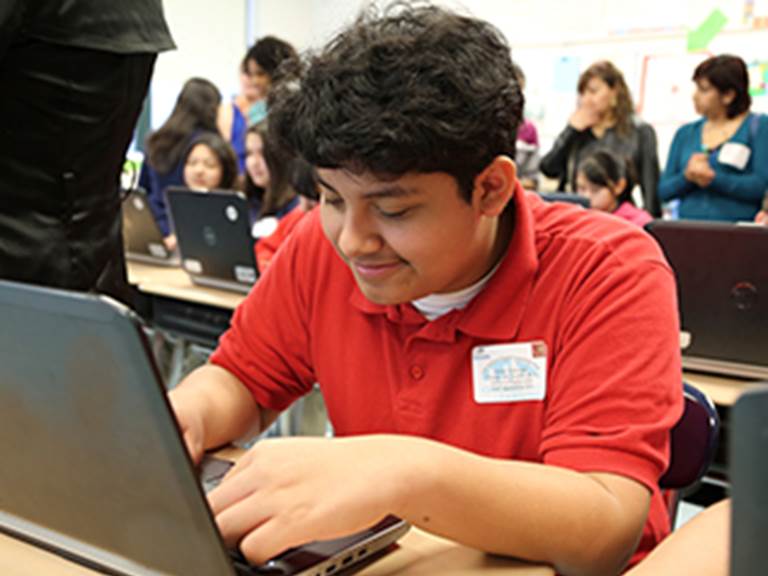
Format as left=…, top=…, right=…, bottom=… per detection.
left=536, top=191, right=590, bottom=208
left=730, top=387, right=768, bottom=576
left=647, top=220, right=768, bottom=378
left=0, top=280, right=408, bottom=576
left=166, top=187, right=259, bottom=293
left=122, top=187, right=179, bottom=266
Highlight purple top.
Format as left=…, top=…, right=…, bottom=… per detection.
left=517, top=119, right=539, bottom=147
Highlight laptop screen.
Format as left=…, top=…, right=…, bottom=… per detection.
left=647, top=221, right=768, bottom=378
left=730, top=388, right=768, bottom=576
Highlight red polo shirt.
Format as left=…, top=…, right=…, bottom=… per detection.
left=211, top=186, right=683, bottom=567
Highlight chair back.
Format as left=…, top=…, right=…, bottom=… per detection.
left=660, top=382, right=720, bottom=489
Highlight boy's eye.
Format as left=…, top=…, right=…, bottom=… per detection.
left=377, top=207, right=409, bottom=219
left=323, top=194, right=344, bottom=207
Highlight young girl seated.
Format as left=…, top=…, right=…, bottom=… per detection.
left=576, top=149, right=653, bottom=227
left=182, top=131, right=239, bottom=192
left=243, top=122, right=299, bottom=238
left=254, top=157, right=319, bottom=272
left=163, top=132, right=239, bottom=250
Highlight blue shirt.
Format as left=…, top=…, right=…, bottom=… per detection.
left=658, top=113, right=768, bottom=221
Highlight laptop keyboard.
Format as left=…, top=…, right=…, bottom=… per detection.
left=199, top=455, right=234, bottom=493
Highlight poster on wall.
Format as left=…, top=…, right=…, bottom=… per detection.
left=637, top=52, right=711, bottom=126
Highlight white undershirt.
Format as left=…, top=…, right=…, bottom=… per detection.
left=411, top=261, right=502, bottom=321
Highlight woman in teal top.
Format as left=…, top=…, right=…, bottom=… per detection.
left=659, top=55, right=768, bottom=221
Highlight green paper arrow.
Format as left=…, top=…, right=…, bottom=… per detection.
left=687, top=9, right=728, bottom=52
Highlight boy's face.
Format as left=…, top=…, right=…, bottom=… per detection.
left=317, top=169, right=501, bottom=306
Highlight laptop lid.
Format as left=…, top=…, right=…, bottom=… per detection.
left=730, top=388, right=768, bottom=576
left=646, top=221, right=768, bottom=378
left=536, top=191, right=590, bottom=208
left=122, top=188, right=179, bottom=266
left=0, top=281, right=407, bottom=576
left=166, top=187, right=258, bottom=293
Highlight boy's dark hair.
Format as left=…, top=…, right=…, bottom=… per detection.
left=146, top=77, right=221, bottom=173
left=578, top=149, right=636, bottom=205
left=183, top=131, right=239, bottom=190
left=693, top=55, right=751, bottom=118
left=246, top=36, right=301, bottom=83
left=269, top=2, right=523, bottom=201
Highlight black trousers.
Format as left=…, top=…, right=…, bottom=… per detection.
left=0, top=39, right=156, bottom=302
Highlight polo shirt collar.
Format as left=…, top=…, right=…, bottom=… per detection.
left=349, top=182, right=540, bottom=339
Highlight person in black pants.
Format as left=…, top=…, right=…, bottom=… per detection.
left=0, top=1, right=175, bottom=302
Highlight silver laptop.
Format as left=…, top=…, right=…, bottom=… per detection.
left=166, top=187, right=258, bottom=293
left=647, top=220, right=768, bottom=379
left=0, top=280, right=408, bottom=576
left=122, top=187, right=180, bottom=266
left=730, top=388, right=768, bottom=576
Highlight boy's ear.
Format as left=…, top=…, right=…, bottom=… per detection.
left=473, top=156, right=517, bottom=216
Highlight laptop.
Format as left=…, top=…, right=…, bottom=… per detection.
left=536, top=191, right=590, bottom=208
left=122, top=188, right=180, bottom=266
left=646, top=220, right=768, bottom=379
left=166, top=187, right=259, bottom=293
left=0, top=280, right=409, bottom=576
left=730, top=388, right=768, bottom=576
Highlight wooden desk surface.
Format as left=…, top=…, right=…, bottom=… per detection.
left=127, top=261, right=244, bottom=310
left=683, top=370, right=768, bottom=407
left=0, top=443, right=552, bottom=575
left=0, top=527, right=553, bottom=576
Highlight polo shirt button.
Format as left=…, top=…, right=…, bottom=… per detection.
left=409, top=365, right=424, bottom=380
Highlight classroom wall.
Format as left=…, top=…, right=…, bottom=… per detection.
left=149, top=0, right=249, bottom=128
left=148, top=0, right=768, bottom=167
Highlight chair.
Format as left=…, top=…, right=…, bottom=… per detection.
left=659, top=382, right=721, bottom=526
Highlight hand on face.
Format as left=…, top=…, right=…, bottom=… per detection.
left=684, top=153, right=715, bottom=187
left=207, top=435, right=417, bottom=565
left=569, top=101, right=601, bottom=131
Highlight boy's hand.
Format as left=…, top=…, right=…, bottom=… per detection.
left=168, top=388, right=207, bottom=465
left=208, top=435, right=427, bottom=565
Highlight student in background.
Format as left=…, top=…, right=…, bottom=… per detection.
left=234, top=55, right=261, bottom=120
left=242, top=36, right=300, bottom=125
left=182, top=132, right=239, bottom=192
left=243, top=122, right=298, bottom=238
left=254, top=157, right=318, bottom=272
left=512, top=63, right=540, bottom=191
left=540, top=60, right=661, bottom=216
left=218, top=55, right=256, bottom=174
left=139, top=77, right=221, bottom=247
left=154, top=132, right=240, bottom=252
left=169, top=5, right=682, bottom=573
left=658, top=55, right=768, bottom=222
left=216, top=97, right=248, bottom=174
left=577, top=149, right=653, bottom=227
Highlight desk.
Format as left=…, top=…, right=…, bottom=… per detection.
left=683, top=370, right=768, bottom=407
left=127, top=261, right=243, bottom=311
left=0, top=523, right=553, bottom=576
left=127, top=262, right=242, bottom=347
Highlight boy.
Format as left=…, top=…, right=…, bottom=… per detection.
left=170, top=5, right=682, bottom=575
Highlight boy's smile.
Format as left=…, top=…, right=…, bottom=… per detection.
left=317, top=164, right=513, bottom=306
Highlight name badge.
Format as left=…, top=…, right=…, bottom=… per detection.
left=472, top=341, right=547, bottom=403
left=718, top=142, right=751, bottom=170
